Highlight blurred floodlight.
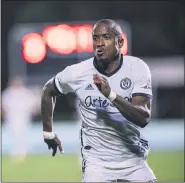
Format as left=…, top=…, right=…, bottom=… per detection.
left=22, top=33, right=46, bottom=64
left=43, top=24, right=76, bottom=54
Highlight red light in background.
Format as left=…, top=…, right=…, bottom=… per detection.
left=74, top=24, right=93, bottom=52
left=22, top=33, right=46, bottom=64
left=43, top=24, right=76, bottom=54
left=121, top=33, right=128, bottom=55
left=22, top=24, right=129, bottom=64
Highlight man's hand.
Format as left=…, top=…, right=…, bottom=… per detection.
left=44, top=134, right=63, bottom=156
left=93, top=74, right=111, bottom=97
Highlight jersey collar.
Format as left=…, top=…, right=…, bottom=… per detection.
left=93, top=54, right=123, bottom=77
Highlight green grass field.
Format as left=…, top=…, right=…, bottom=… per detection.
left=2, top=152, right=184, bottom=182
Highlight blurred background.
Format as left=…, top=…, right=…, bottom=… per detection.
left=1, top=1, right=184, bottom=182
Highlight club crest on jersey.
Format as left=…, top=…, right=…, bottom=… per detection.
left=120, top=77, right=132, bottom=90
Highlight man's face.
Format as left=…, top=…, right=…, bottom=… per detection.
left=92, top=23, right=123, bottom=62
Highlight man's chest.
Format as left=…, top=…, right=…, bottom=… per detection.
left=74, top=73, right=134, bottom=110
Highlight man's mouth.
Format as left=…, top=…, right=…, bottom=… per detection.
left=96, top=49, right=105, bottom=56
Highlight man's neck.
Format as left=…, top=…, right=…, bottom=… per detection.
left=104, top=53, right=121, bottom=74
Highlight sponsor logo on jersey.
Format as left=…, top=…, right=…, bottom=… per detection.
left=84, top=96, right=131, bottom=108
left=120, top=77, right=132, bottom=90
left=85, top=96, right=114, bottom=108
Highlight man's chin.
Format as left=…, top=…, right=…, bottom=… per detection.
left=95, top=55, right=108, bottom=62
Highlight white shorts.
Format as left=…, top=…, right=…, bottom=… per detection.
left=82, top=160, right=157, bottom=182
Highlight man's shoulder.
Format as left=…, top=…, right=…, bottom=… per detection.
left=124, top=55, right=149, bottom=70
left=124, top=55, right=147, bottom=65
left=60, top=57, right=94, bottom=80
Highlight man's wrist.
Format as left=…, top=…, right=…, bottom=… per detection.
left=43, top=131, right=55, bottom=139
left=108, top=90, right=117, bottom=102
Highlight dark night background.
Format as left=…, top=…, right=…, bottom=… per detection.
left=1, top=1, right=184, bottom=119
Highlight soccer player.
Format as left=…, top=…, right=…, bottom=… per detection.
left=41, top=19, right=157, bottom=182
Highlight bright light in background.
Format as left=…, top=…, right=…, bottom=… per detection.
left=74, top=24, right=93, bottom=52
left=121, top=33, right=128, bottom=55
left=22, top=33, right=46, bottom=64
left=42, top=24, right=128, bottom=54
left=43, top=24, right=76, bottom=54
left=21, top=24, right=129, bottom=63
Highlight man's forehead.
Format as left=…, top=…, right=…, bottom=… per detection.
left=92, top=23, right=113, bottom=35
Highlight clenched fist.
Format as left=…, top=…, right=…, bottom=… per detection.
left=93, top=74, right=111, bottom=98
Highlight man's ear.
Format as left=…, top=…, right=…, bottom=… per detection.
left=119, top=37, right=124, bottom=48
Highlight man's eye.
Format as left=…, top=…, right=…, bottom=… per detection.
left=104, top=36, right=110, bottom=40
left=93, top=37, right=97, bottom=41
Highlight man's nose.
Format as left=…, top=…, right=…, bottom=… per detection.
left=96, top=38, right=105, bottom=47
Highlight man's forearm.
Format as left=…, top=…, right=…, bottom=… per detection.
left=112, top=95, right=150, bottom=127
left=41, top=91, right=56, bottom=132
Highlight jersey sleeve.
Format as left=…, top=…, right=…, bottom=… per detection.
left=131, top=60, right=152, bottom=99
left=54, top=66, right=74, bottom=94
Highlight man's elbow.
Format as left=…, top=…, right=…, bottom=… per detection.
left=139, top=116, right=151, bottom=128
left=139, top=122, right=148, bottom=128
left=134, top=106, right=151, bottom=128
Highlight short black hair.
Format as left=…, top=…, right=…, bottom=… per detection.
left=93, top=19, right=122, bottom=39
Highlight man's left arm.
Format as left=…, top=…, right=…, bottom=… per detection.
left=111, top=94, right=151, bottom=128
left=93, top=61, right=152, bottom=128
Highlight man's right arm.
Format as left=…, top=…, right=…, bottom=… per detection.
left=41, top=65, right=75, bottom=156
left=41, top=77, right=64, bottom=156
left=41, top=77, right=62, bottom=133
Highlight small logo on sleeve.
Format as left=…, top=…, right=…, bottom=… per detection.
left=141, top=79, right=152, bottom=89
